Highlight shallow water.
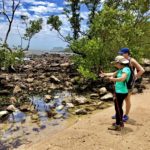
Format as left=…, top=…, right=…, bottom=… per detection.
left=0, top=91, right=74, bottom=149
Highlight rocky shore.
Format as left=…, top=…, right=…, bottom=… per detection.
left=0, top=53, right=150, bottom=119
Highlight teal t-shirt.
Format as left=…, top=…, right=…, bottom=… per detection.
left=115, top=67, right=131, bottom=94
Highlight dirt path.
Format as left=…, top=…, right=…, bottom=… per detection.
left=18, top=85, right=150, bottom=150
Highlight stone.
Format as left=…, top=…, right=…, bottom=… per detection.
left=6, top=105, right=18, bottom=112
left=0, top=90, right=10, bottom=95
left=56, top=105, right=64, bottom=111
left=145, top=67, right=150, bottom=72
left=72, top=96, right=87, bottom=105
left=19, top=105, right=30, bottom=112
left=44, top=95, right=51, bottom=101
left=10, top=97, right=17, bottom=104
left=31, top=114, right=39, bottom=121
left=66, top=102, right=74, bottom=108
left=75, top=108, right=87, bottom=115
left=99, top=87, right=107, bottom=95
left=26, top=78, right=34, bottom=83
left=90, top=93, right=99, bottom=99
left=50, top=75, right=61, bottom=83
left=132, top=88, right=138, bottom=94
left=60, top=62, right=70, bottom=67
left=0, top=111, right=9, bottom=118
left=13, top=85, right=22, bottom=94
left=100, top=93, right=113, bottom=101
left=53, top=114, right=63, bottom=119
left=141, top=58, right=150, bottom=65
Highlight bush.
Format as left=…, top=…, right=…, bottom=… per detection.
left=0, top=46, right=24, bottom=70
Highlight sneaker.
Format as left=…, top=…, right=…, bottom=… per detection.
left=108, top=124, right=122, bottom=131
left=112, top=114, right=116, bottom=119
left=112, top=122, right=124, bottom=127
left=123, top=115, right=129, bottom=122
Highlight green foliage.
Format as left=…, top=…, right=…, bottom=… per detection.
left=24, top=18, right=43, bottom=40
left=47, top=15, right=62, bottom=31
left=71, top=3, right=149, bottom=79
left=0, top=46, right=24, bottom=69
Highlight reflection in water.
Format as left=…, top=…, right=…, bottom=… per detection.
left=9, top=111, right=26, bottom=123
left=0, top=91, right=72, bottom=149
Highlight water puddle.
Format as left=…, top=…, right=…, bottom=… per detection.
left=0, top=91, right=74, bottom=149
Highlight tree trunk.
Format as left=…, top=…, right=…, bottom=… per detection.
left=4, top=21, right=12, bottom=45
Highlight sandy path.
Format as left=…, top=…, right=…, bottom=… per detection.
left=18, top=85, right=150, bottom=150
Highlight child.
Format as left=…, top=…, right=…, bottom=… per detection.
left=100, top=56, right=131, bottom=130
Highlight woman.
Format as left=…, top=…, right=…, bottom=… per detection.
left=100, top=55, right=131, bottom=130
left=117, top=48, right=145, bottom=121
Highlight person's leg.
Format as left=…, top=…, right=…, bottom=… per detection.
left=115, top=93, right=128, bottom=125
left=125, top=92, right=132, bottom=115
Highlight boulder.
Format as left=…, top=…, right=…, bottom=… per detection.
left=6, top=105, right=18, bottom=112
left=56, top=105, right=64, bottom=111
left=99, top=87, right=107, bottom=95
left=100, top=93, right=113, bottom=101
left=66, top=102, right=74, bottom=108
left=0, top=111, right=9, bottom=118
left=26, top=78, right=34, bottom=83
left=10, top=97, right=17, bottom=104
left=75, top=108, right=87, bottom=115
left=90, top=93, right=99, bottom=99
left=13, top=85, right=22, bottom=94
left=44, top=95, right=51, bottom=102
left=50, top=75, right=61, bottom=83
left=0, top=90, right=10, bottom=95
left=72, top=96, right=87, bottom=105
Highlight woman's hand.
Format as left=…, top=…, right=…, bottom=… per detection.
left=109, top=76, right=116, bottom=82
left=99, top=71, right=105, bottom=78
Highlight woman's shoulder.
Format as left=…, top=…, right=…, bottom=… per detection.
left=122, top=66, right=131, bottom=72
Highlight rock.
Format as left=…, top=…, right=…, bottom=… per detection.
left=0, top=74, right=7, bottom=79
left=23, top=65, right=32, bottom=69
left=75, top=108, right=87, bottom=115
left=13, top=85, right=22, bottom=94
left=5, top=83, right=14, bottom=88
left=31, top=114, right=39, bottom=121
left=26, top=78, right=34, bottom=83
left=72, top=96, right=87, bottom=105
left=50, top=75, right=61, bottom=83
left=100, top=93, right=113, bottom=101
left=60, top=62, right=70, bottom=67
left=19, top=83, right=27, bottom=89
left=0, top=111, right=9, bottom=118
left=49, top=83, right=57, bottom=90
left=6, top=105, right=18, bottom=112
left=90, top=93, right=99, bottom=99
left=142, top=78, right=149, bottom=82
left=54, top=95, right=59, bottom=99
left=145, top=67, right=150, bottom=72
left=10, top=97, right=17, bottom=104
left=0, top=79, right=7, bottom=85
left=132, top=88, right=138, bottom=94
left=0, top=90, right=10, bottom=95
left=56, top=105, right=64, bottom=111
left=39, top=74, right=45, bottom=79
left=50, top=63, right=59, bottom=67
left=19, top=105, right=30, bottom=112
left=99, top=87, right=107, bottom=95
left=13, top=75, right=21, bottom=81
left=44, top=95, right=51, bottom=102
left=141, top=58, right=150, bottom=65
left=53, top=114, right=63, bottom=119
left=66, top=102, right=74, bottom=108
left=85, top=106, right=96, bottom=111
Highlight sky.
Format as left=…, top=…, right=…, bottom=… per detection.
left=0, top=0, right=91, bottom=51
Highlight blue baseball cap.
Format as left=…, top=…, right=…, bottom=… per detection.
left=118, top=48, right=130, bottom=54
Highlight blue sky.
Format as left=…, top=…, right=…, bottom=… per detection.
left=0, top=0, right=90, bottom=51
